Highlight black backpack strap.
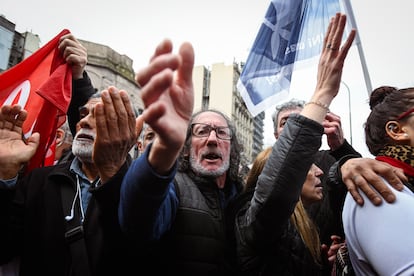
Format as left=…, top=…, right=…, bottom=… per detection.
left=61, top=178, right=91, bottom=276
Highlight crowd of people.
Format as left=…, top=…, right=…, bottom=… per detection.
left=0, top=12, right=412, bottom=276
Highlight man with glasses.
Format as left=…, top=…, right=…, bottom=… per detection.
left=120, top=107, right=244, bottom=276
left=118, top=38, right=243, bottom=274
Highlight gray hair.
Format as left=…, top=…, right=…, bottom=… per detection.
left=178, top=109, right=243, bottom=183
left=59, top=119, right=73, bottom=145
left=139, top=123, right=150, bottom=142
left=271, top=98, right=305, bottom=134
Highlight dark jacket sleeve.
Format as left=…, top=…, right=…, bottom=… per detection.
left=67, top=71, right=96, bottom=136
left=311, top=153, right=361, bottom=244
left=329, top=139, right=361, bottom=161
left=119, top=144, right=178, bottom=242
left=0, top=188, right=17, bottom=264
left=327, top=154, right=361, bottom=187
left=91, top=157, right=132, bottom=218
left=0, top=167, right=55, bottom=265
left=236, top=113, right=324, bottom=248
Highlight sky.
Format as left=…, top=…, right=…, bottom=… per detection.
left=2, top=0, right=414, bottom=158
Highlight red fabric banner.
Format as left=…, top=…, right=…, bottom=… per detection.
left=0, top=29, right=72, bottom=172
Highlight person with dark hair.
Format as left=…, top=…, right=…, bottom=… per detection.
left=0, top=87, right=138, bottom=275
left=338, top=85, right=414, bottom=275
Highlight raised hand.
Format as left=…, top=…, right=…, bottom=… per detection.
left=135, top=39, right=195, bottom=174
left=314, top=13, right=356, bottom=103
left=93, top=87, right=137, bottom=183
left=323, top=111, right=344, bottom=151
left=58, top=33, right=88, bottom=80
left=0, top=105, right=39, bottom=179
left=302, top=13, right=356, bottom=124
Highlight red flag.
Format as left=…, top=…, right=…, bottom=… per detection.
left=0, top=29, right=72, bottom=172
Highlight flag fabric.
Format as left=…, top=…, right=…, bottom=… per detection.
left=237, top=0, right=347, bottom=116
left=0, top=29, right=72, bottom=172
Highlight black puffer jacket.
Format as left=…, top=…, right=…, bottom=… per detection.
left=234, top=113, right=329, bottom=275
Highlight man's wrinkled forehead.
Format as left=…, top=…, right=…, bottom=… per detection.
left=79, top=98, right=102, bottom=116
left=278, top=107, right=302, bottom=121
left=193, top=111, right=227, bottom=126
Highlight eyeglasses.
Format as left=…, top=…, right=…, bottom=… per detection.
left=397, top=108, right=414, bottom=120
left=191, top=123, right=232, bottom=140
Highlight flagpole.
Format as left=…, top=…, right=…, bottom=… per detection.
left=342, top=0, right=373, bottom=95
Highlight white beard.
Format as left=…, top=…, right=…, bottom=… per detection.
left=189, top=149, right=229, bottom=177
left=72, top=130, right=95, bottom=163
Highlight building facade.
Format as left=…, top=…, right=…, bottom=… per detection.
left=0, top=15, right=37, bottom=72
left=79, top=39, right=143, bottom=115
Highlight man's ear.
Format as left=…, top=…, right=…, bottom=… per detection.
left=137, top=141, right=144, bottom=152
left=55, top=128, right=65, bottom=147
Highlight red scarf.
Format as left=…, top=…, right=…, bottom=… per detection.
left=376, top=145, right=414, bottom=178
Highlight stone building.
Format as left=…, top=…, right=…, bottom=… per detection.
left=79, top=39, right=143, bottom=115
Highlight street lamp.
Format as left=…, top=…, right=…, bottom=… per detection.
left=341, top=81, right=352, bottom=145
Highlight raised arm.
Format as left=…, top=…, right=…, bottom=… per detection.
left=58, top=33, right=96, bottom=136
left=241, top=12, right=356, bottom=241
left=136, top=39, right=195, bottom=175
